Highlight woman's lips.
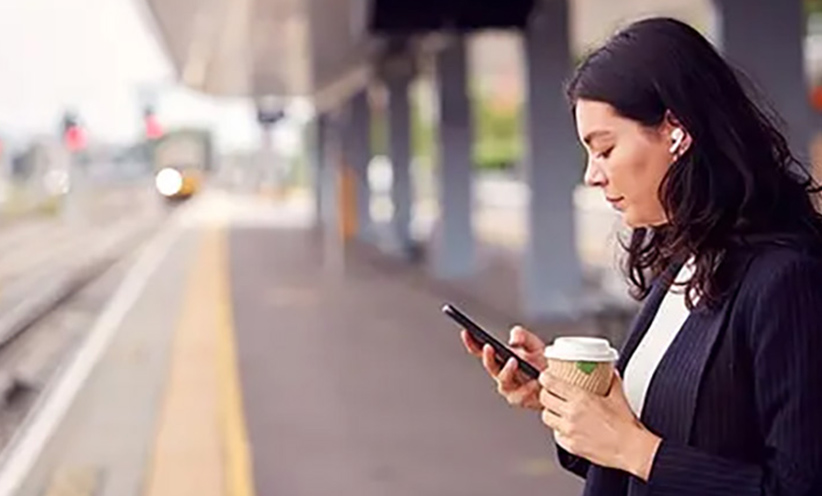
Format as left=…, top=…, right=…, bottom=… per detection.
left=606, top=196, right=624, bottom=209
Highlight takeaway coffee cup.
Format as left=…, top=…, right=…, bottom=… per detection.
left=543, top=337, right=619, bottom=396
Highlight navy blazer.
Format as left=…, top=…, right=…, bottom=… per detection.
left=557, top=239, right=822, bottom=496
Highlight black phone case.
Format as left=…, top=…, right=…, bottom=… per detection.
left=442, top=304, right=540, bottom=380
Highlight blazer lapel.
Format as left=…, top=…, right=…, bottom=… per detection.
left=616, top=264, right=679, bottom=374
left=638, top=251, right=755, bottom=443
left=589, top=251, right=757, bottom=496
left=639, top=307, right=726, bottom=443
left=581, top=270, right=675, bottom=496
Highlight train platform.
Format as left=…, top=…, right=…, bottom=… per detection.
left=0, top=190, right=597, bottom=496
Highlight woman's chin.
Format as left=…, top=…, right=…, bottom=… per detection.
left=621, top=210, right=651, bottom=229
left=622, top=211, right=669, bottom=229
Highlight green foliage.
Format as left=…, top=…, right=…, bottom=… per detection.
left=368, top=86, right=524, bottom=172
left=411, top=98, right=435, bottom=166
left=370, top=107, right=388, bottom=157
left=472, top=92, right=523, bottom=171
left=807, top=0, right=822, bottom=14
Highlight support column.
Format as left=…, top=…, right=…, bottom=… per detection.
left=346, top=91, right=373, bottom=241
left=387, top=72, right=414, bottom=252
left=312, top=115, right=327, bottom=228
left=433, top=38, right=476, bottom=278
left=318, top=110, right=346, bottom=274
left=522, top=0, right=583, bottom=320
left=320, top=112, right=340, bottom=233
left=714, top=0, right=810, bottom=161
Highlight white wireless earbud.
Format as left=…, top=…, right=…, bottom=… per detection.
left=669, top=128, right=685, bottom=154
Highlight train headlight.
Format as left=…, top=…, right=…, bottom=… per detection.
left=155, top=168, right=183, bottom=197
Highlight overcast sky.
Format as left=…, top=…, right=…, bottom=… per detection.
left=0, top=0, right=260, bottom=151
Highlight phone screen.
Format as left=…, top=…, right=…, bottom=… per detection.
left=442, top=303, right=540, bottom=380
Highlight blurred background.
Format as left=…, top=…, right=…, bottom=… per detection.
left=0, top=1, right=818, bottom=495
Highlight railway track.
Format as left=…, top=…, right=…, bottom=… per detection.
left=0, top=186, right=169, bottom=453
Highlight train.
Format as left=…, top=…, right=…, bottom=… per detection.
left=151, top=129, right=214, bottom=201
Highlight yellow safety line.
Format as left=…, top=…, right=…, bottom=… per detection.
left=215, top=228, right=255, bottom=496
left=42, top=466, right=100, bottom=496
left=143, top=226, right=254, bottom=496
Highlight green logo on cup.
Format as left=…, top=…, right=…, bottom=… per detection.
left=576, top=361, right=597, bottom=375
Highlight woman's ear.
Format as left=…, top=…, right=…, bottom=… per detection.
left=664, top=111, right=692, bottom=157
left=670, top=128, right=685, bottom=154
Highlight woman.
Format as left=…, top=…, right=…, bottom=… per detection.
left=461, top=17, right=822, bottom=496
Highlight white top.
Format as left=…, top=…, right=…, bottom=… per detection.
left=623, top=259, right=696, bottom=418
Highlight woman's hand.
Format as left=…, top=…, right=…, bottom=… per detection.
left=460, top=326, right=547, bottom=411
left=538, top=371, right=662, bottom=481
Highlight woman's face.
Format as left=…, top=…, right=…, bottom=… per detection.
left=574, top=99, right=686, bottom=228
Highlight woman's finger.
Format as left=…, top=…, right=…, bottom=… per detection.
left=497, top=357, right=519, bottom=388
left=541, top=407, right=566, bottom=433
left=509, top=328, right=549, bottom=371
left=481, top=344, right=503, bottom=377
left=539, top=387, right=568, bottom=416
left=504, top=380, right=541, bottom=407
left=539, top=371, right=583, bottom=402
left=509, top=326, right=546, bottom=353
left=508, top=344, right=539, bottom=360
left=460, top=329, right=482, bottom=356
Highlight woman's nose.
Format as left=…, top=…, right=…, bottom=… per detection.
left=584, top=161, right=607, bottom=187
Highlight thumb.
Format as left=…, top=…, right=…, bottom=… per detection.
left=607, top=370, right=631, bottom=405
left=509, top=326, right=545, bottom=353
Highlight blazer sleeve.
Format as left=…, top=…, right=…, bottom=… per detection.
left=556, top=444, right=590, bottom=479
left=646, top=258, right=822, bottom=496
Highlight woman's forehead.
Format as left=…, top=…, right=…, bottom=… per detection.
left=575, top=99, right=658, bottom=143
left=575, top=100, right=620, bottom=143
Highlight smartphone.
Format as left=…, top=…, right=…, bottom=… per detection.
left=442, top=303, right=540, bottom=380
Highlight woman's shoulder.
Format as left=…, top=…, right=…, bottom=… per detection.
left=742, top=240, right=822, bottom=280
left=729, top=237, right=822, bottom=301
left=724, top=236, right=822, bottom=348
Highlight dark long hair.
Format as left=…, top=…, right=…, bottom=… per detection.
left=566, top=17, right=822, bottom=308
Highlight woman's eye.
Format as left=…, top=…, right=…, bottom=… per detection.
left=596, top=147, right=613, bottom=160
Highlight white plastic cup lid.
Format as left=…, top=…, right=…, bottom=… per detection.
left=543, top=336, right=619, bottom=362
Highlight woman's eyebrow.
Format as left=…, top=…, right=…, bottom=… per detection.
left=582, top=130, right=612, bottom=146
